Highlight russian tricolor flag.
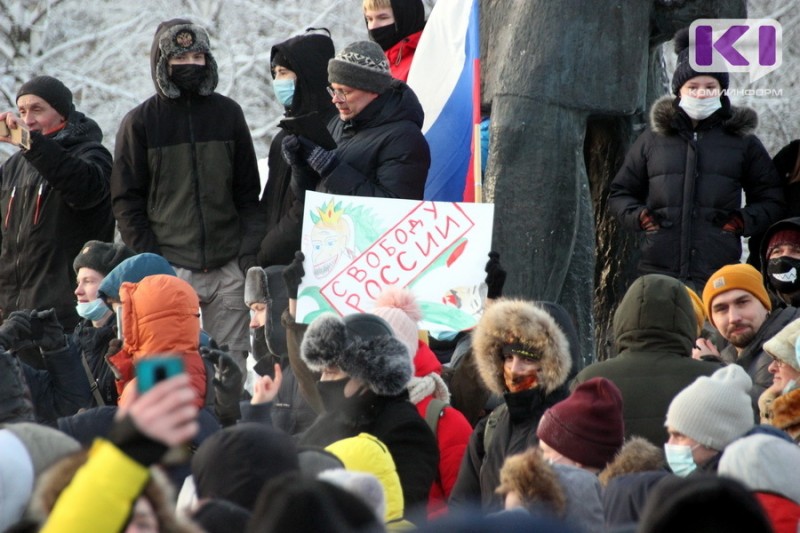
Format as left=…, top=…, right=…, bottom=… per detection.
left=407, top=0, right=481, bottom=202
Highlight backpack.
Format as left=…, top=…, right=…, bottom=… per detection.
left=424, top=397, right=449, bottom=435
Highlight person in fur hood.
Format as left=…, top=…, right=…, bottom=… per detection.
left=449, top=298, right=572, bottom=512
left=297, top=311, right=439, bottom=516
left=609, top=27, right=783, bottom=290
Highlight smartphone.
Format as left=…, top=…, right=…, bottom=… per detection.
left=136, top=355, right=184, bottom=393
left=0, top=122, right=31, bottom=149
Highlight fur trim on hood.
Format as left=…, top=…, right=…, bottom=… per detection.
left=598, top=437, right=666, bottom=487
left=28, top=449, right=202, bottom=532
left=150, top=19, right=219, bottom=99
left=472, top=299, right=572, bottom=395
left=649, top=95, right=758, bottom=137
left=496, top=447, right=566, bottom=516
left=300, top=313, right=413, bottom=396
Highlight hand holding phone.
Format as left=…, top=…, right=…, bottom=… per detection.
left=0, top=117, right=31, bottom=150
left=136, top=355, right=184, bottom=393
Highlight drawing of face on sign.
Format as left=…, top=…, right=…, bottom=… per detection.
left=442, top=282, right=488, bottom=318
left=308, top=199, right=355, bottom=280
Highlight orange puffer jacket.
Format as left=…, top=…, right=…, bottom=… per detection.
left=110, top=274, right=206, bottom=408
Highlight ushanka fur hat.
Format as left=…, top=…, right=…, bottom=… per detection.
left=301, top=313, right=412, bottom=396
left=473, top=299, right=572, bottom=395
left=152, top=19, right=219, bottom=99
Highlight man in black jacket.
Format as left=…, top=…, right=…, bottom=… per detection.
left=0, top=76, right=114, bottom=332
left=111, top=19, right=261, bottom=372
left=281, top=40, right=430, bottom=201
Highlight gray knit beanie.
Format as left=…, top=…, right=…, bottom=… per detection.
left=665, top=365, right=754, bottom=450
left=762, top=319, right=800, bottom=372
left=73, top=240, right=136, bottom=276
left=328, top=41, right=392, bottom=94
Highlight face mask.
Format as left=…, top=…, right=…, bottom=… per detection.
left=767, top=256, right=800, bottom=294
left=784, top=379, right=798, bottom=395
left=368, top=24, right=400, bottom=51
left=76, top=298, right=110, bottom=322
left=272, top=78, right=295, bottom=107
left=430, top=329, right=459, bottom=342
left=170, top=64, right=207, bottom=94
left=503, top=365, right=539, bottom=393
left=678, top=96, right=722, bottom=121
left=316, top=378, right=349, bottom=412
left=664, top=443, right=697, bottom=477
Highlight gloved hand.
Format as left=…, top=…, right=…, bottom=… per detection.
left=282, top=251, right=305, bottom=299
left=0, top=310, right=33, bottom=351
left=639, top=208, right=659, bottom=232
left=281, top=134, right=305, bottom=167
left=105, top=338, right=124, bottom=380
left=200, top=346, right=244, bottom=426
left=239, top=254, right=257, bottom=274
left=305, top=144, right=338, bottom=177
left=722, top=213, right=745, bottom=236
left=485, top=251, right=507, bottom=299
left=31, top=308, right=66, bottom=352
left=289, top=166, right=321, bottom=202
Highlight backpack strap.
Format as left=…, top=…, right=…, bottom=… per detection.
left=424, top=398, right=449, bottom=435
left=482, top=403, right=507, bottom=452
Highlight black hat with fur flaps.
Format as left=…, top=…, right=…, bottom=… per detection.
left=300, top=313, right=412, bottom=396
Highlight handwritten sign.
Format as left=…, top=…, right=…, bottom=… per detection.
left=297, top=191, right=495, bottom=333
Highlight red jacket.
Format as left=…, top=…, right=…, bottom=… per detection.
left=109, top=275, right=206, bottom=408
left=756, top=492, right=800, bottom=533
left=413, top=341, right=472, bottom=517
left=386, top=31, right=422, bottom=82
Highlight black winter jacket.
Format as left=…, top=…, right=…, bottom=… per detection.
left=320, top=80, right=430, bottom=199
left=73, top=318, right=118, bottom=406
left=0, top=111, right=114, bottom=329
left=111, top=19, right=260, bottom=271
left=610, top=96, right=784, bottom=286
left=251, top=32, right=336, bottom=267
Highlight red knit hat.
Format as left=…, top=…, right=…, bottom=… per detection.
left=536, top=377, right=624, bottom=469
left=767, top=229, right=800, bottom=259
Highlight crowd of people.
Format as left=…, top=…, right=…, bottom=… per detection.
left=0, top=2, right=799, bottom=532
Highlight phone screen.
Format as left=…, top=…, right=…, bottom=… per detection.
left=136, top=356, right=184, bottom=393
left=116, top=309, right=124, bottom=341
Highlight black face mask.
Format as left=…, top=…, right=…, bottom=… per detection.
left=316, top=378, right=349, bottom=412
left=170, top=64, right=207, bottom=94
left=369, top=24, right=401, bottom=51
left=767, top=256, right=800, bottom=294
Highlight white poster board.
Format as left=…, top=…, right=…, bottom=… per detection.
left=296, top=191, right=495, bottom=333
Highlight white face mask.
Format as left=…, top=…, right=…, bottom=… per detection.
left=664, top=443, right=698, bottom=477
left=679, top=95, right=722, bottom=121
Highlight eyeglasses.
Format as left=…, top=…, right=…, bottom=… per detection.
left=326, top=86, right=350, bottom=101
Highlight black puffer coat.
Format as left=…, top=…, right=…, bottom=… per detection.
left=253, top=32, right=336, bottom=267
left=610, top=96, right=783, bottom=286
left=0, top=111, right=113, bottom=329
left=321, top=79, right=430, bottom=199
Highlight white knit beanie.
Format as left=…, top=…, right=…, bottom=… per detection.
left=762, top=318, right=800, bottom=372
left=665, top=365, right=754, bottom=450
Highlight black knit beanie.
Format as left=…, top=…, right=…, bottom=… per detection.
left=671, top=28, right=730, bottom=96
left=328, top=41, right=392, bottom=94
left=16, top=76, right=73, bottom=119
left=73, top=240, right=136, bottom=276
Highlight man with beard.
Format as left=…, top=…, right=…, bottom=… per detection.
left=697, top=263, right=800, bottom=420
left=111, top=19, right=260, bottom=373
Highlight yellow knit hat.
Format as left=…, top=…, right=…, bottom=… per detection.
left=684, top=285, right=707, bottom=336
left=702, top=264, right=771, bottom=326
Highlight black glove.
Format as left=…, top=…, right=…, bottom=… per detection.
left=239, top=254, right=257, bottom=274
left=281, top=134, right=305, bottom=167
left=0, top=310, right=33, bottom=351
left=200, top=346, right=244, bottom=426
left=31, top=308, right=66, bottom=352
left=289, top=166, right=321, bottom=202
left=485, top=251, right=507, bottom=299
left=282, top=251, right=305, bottom=299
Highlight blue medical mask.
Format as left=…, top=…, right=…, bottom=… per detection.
left=272, top=78, right=295, bottom=107
left=76, top=298, right=110, bottom=322
left=664, top=443, right=697, bottom=477
left=430, top=329, right=459, bottom=342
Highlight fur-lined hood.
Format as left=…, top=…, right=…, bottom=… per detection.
left=472, top=299, right=572, bottom=395
left=301, top=313, right=413, bottom=396
left=598, top=437, right=666, bottom=486
left=649, top=95, right=758, bottom=137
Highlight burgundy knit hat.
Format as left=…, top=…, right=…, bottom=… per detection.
left=536, top=377, right=624, bottom=469
left=767, top=229, right=800, bottom=259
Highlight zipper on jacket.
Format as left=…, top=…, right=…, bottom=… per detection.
left=187, top=98, right=207, bottom=269
left=4, top=186, right=15, bottom=229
